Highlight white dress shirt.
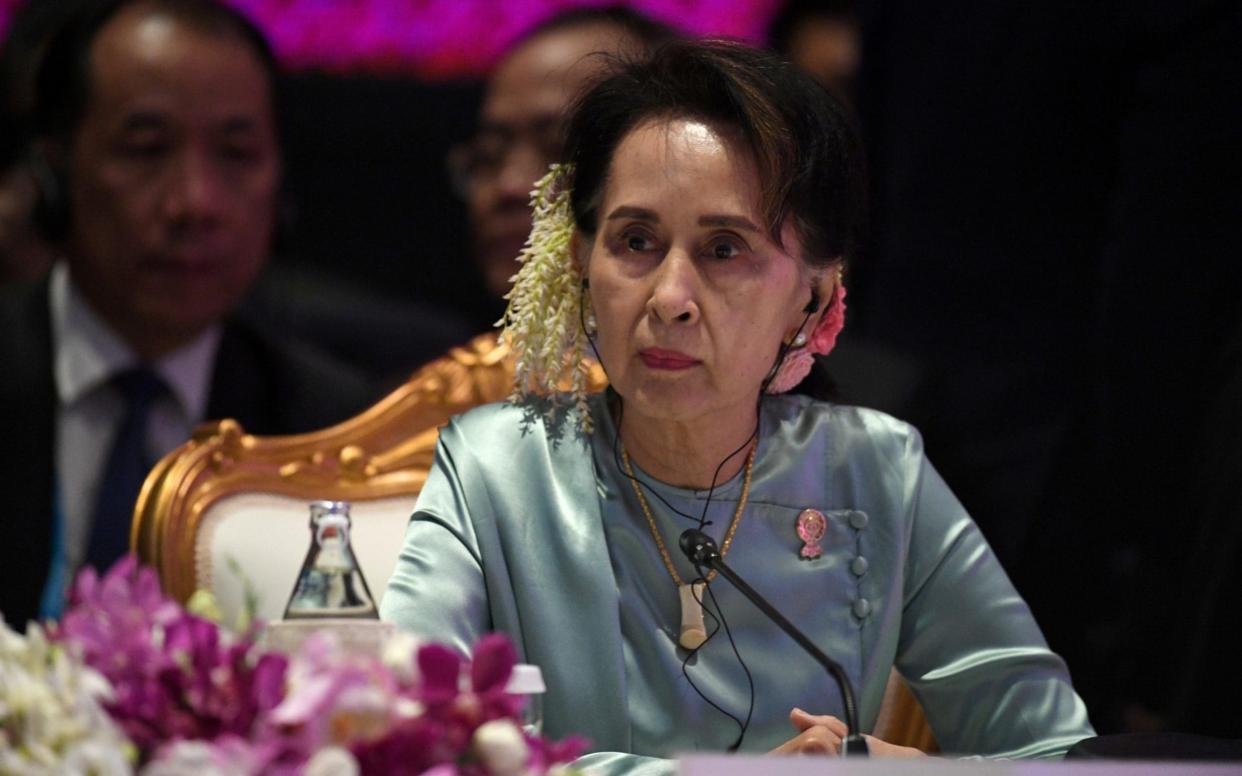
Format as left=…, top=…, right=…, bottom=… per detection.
left=49, top=262, right=221, bottom=573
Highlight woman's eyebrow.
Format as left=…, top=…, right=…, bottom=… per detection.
left=604, top=207, right=760, bottom=234
left=699, top=214, right=760, bottom=232
left=606, top=205, right=658, bottom=222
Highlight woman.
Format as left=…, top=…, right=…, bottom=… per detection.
left=382, top=41, right=1093, bottom=770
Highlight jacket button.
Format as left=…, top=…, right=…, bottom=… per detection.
left=851, top=556, right=869, bottom=576
left=848, top=511, right=869, bottom=530
left=852, top=598, right=871, bottom=619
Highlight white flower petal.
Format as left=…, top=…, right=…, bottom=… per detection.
left=304, top=746, right=360, bottom=776
left=473, top=719, right=529, bottom=776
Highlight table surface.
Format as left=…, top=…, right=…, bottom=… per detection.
left=679, top=755, right=1242, bottom=775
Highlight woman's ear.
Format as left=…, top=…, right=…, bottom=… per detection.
left=811, top=265, right=841, bottom=314
left=571, top=230, right=592, bottom=277
left=790, top=263, right=842, bottom=336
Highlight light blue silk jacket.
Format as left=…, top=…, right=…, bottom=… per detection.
left=381, top=394, right=1093, bottom=772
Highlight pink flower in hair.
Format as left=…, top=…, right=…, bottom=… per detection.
left=766, top=282, right=847, bottom=394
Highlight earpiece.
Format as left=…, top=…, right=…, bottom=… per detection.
left=28, top=150, right=69, bottom=241
left=802, top=287, right=821, bottom=314
left=579, top=276, right=600, bottom=352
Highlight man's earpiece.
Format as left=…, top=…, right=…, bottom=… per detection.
left=802, top=287, right=821, bottom=314
left=28, top=149, right=70, bottom=241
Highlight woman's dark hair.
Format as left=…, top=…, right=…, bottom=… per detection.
left=32, top=0, right=278, bottom=142
left=564, top=39, right=866, bottom=269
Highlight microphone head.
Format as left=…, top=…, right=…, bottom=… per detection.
left=679, top=528, right=721, bottom=566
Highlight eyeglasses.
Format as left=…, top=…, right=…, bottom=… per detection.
left=446, top=118, right=565, bottom=198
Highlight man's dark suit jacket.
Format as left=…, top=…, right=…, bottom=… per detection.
left=0, top=277, right=378, bottom=630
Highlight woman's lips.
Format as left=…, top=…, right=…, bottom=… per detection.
left=639, top=348, right=701, bottom=370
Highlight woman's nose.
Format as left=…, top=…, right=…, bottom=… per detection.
left=648, top=251, right=701, bottom=324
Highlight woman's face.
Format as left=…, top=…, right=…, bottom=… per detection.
left=584, top=118, right=816, bottom=426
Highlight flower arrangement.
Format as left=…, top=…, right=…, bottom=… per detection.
left=0, top=620, right=131, bottom=774
left=2, top=556, right=584, bottom=775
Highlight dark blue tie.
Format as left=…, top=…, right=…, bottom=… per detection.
left=85, top=367, right=168, bottom=572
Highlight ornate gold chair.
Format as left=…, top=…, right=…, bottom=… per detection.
left=130, top=332, right=933, bottom=751
left=130, top=333, right=581, bottom=622
left=875, top=670, right=938, bottom=752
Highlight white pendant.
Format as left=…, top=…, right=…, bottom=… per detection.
left=678, top=582, right=708, bottom=649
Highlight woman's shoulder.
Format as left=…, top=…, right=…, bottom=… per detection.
left=439, top=396, right=597, bottom=452
left=766, top=393, right=925, bottom=459
left=443, top=398, right=526, bottom=431
left=426, top=397, right=601, bottom=516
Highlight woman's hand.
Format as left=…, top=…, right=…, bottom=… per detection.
left=769, top=708, right=927, bottom=757
left=769, top=708, right=845, bottom=754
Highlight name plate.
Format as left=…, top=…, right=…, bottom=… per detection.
left=259, top=618, right=395, bottom=657
left=679, top=755, right=1241, bottom=776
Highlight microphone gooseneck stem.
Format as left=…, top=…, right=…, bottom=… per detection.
left=680, top=528, right=870, bottom=757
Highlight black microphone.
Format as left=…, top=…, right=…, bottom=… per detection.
left=679, top=528, right=870, bottom=757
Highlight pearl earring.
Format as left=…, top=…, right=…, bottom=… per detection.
left=792, top=332, right=808, bottom=348
left=585, top=314, right=597, bottom=334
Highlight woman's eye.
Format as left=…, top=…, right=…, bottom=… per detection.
left=709, top=240, right=742, bottom=260
left=625, top=233, right=654, bottom=252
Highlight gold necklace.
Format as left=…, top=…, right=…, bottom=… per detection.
left=620, top=442, right=756, bottom=648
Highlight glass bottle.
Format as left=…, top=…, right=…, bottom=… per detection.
left=284, top=500, right=378, bottom=619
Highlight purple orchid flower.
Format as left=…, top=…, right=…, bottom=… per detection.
left=53, top=556, right=585, bottom=774
left=54, top=556, right=290, bottom=762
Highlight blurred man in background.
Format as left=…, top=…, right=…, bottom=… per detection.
left=768, top=0, right=859, bottom=100
left=450, top=8, right=675, bottom=327
left=0, top=0, right=375, bottom=629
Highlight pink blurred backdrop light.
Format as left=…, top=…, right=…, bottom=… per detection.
left=0, top=0, right=781, bottom=78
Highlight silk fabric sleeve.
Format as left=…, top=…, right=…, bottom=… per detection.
left=573, top=752, right=675, bottom=776
left=380, top=434, right=490, bottom=657
left=894, top=428, right=1094, bottom=757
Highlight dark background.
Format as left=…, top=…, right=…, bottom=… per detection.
left=275, top=75, right=483, bottom=316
